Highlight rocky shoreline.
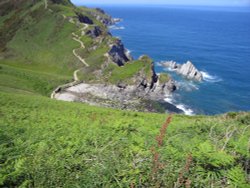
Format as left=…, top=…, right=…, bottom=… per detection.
left=53, top=7, right=184, bottom=114
left=55, top=82, right=183, bottom=113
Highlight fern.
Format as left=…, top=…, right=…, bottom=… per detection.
left=226, top=166, right=249, bottom=188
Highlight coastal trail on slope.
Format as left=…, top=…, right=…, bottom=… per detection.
left=72, top=24, right=90, bottom=80
left=51, top=20, right=90, bottom=99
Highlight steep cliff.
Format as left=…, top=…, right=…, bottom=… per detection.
left=108, top=39, right=132, bottom=66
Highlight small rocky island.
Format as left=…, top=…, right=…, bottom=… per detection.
left=161, top=60, right=203, bottom=81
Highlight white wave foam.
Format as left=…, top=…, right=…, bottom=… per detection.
left=176, top=104, right=195, bottom=116
left=178, top=81, right=199, bottom=92
left=155, top=62, right=163, bottom=67
left=126, top=49, right=132, bottom=54
left=201, top=71, right=222, bottom=83
left=164, top=96, right=195, bottom=116
left=164, top=96, right=174, bottom=104
left=163, top=67, right=175, bottom=72
left=109, top=25, right=125, bottom=30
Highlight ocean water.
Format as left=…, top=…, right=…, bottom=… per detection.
left=94, top=5, right=250, bottom=115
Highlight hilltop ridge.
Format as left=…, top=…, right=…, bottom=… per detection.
left=0, top=0, right=178, bottom=113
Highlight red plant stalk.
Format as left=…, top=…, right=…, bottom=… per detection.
left=151, top=116, right=172, bottom=179
left=185, top=179, right=192, bottom=188
left=156, top=116, right=172, bottom=147
left=177, top=154, right=193, bottom=187
left=130, top=183, right=134, bottom=188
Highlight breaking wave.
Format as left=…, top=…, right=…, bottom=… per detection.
left=176, top=104, right=195, bottom=116
left=109, top=25, right=125, bottom=30
left=164, top=96, right=195, bottom=116
left=201, top=71, right=222, bottom=83
left=178, top=81, right=199, bottom=92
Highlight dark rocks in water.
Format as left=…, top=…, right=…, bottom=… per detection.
left=76, top=13, right=93, bottom=24
left=86, top=26, right=102, bottom=38
left=108, top=39, right=131, bottom=66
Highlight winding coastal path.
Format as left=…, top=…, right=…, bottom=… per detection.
left=51, top=22, right=89, bottom=99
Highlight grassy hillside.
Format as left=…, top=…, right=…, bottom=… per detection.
left=0, top=91, right=249, bottom=187
left=0, top=0, right=249, bottom=187
left=0, top=0, right=154, bottom=95
left=0, top=0, right=80, bottom=96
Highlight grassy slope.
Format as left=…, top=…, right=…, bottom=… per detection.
left=0, top=91, right=249, bottom=187
left=0, top=2, right=81, bottom=96
left=0, top=0, right=156, bottom=95
left=0, top=1, right=249, bottom=187
left=103, top=59, right=152, bottom=84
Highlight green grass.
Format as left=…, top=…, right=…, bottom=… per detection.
left=0, top=91, right=249, bottom=187
left=50, top=4, right=76, bottom=17
left=104, top=58, right=152, bottom=84
left=7, top=7, right=79, bottom=75
left=0, top=63, right=71, bottom=96
left=159, top=73, right=171, bottom=83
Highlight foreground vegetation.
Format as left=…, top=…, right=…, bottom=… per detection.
left=0, top=0, right=249, bottom=187
left=0, top=91, right=249, bottom=187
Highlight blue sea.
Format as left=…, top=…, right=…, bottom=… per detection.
left=91, top=5, right=250, bottom=115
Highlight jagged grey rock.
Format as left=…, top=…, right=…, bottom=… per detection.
left=177, top=61, right=203, bottom=81
left=162, top=60, right=203, bottom=81
left=108, top=39, right=132, bottom=66
left=86, top=26, right=102, bottom=38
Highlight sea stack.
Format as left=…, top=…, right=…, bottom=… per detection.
left=177, top=61, right=203, bottom=81
left=162, top=60, right=203, bottom=81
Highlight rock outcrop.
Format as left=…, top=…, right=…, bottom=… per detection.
left=86, top=26, right=102, bottom=38
left=54, top=57, right=179, bottom=113
left=131, top=56, right=177, bottom=99
left=165, top=79, right=177, bottom=92
left=55, top=82, right=182, bottom=113
left=108, top=39, right=132, bottom=66
left=178, top=61, right=203, bottom=81
left=162, top=60, right=203, bottom=81
left=88, top=8, right=121, bottom=26
left=76, top=13, right=93, bottom=24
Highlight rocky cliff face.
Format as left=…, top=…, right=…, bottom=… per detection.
left=86, top=26, right=102, bottom=38
left=162, top=60, right=203, bottom=81
left=92, top=8, right=121, bottom=26
left=108, top=39, right=132, bottom=66
left=54, top=56, right=179, bottom=113
left=76, top=13, right=94, bottom=24
left=131, top=56, right=177, bottom=100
